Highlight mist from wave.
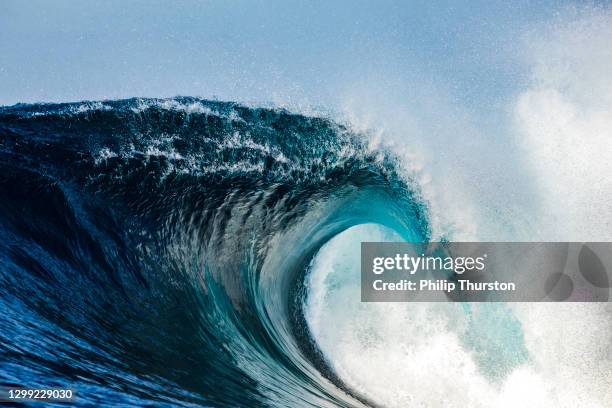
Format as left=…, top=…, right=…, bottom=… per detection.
left=300, top=8, right=612, bottom=408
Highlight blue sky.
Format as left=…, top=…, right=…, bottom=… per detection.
left=0, top=0, right=576, bottom=109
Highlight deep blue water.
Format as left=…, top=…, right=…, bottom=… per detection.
left=0, top=98, right=428, bottom=407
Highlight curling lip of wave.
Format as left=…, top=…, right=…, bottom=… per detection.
left=0, top=97, right=428, bottom=407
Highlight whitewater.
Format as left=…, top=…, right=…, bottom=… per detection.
left=303, top=9, right=612, bottom=408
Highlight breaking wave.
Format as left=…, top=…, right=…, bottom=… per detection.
left=0, top=97, right=428, bottom=407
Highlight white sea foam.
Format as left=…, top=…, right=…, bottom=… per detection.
left=305, top=224, right=612, bottom=408
left=93, top=147, right=118, bottom=164
left=306, top=7, right=612, bottom=408
left=73, top=101, right=112, bottom=113
left=27, top=101, right=113, bottom=117
left=128, top=98, right=248, bottom=124
left=130, top=98, right=215, bottom=115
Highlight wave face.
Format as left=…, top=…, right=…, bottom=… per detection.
left=0, top=98, right=428, bottom=406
